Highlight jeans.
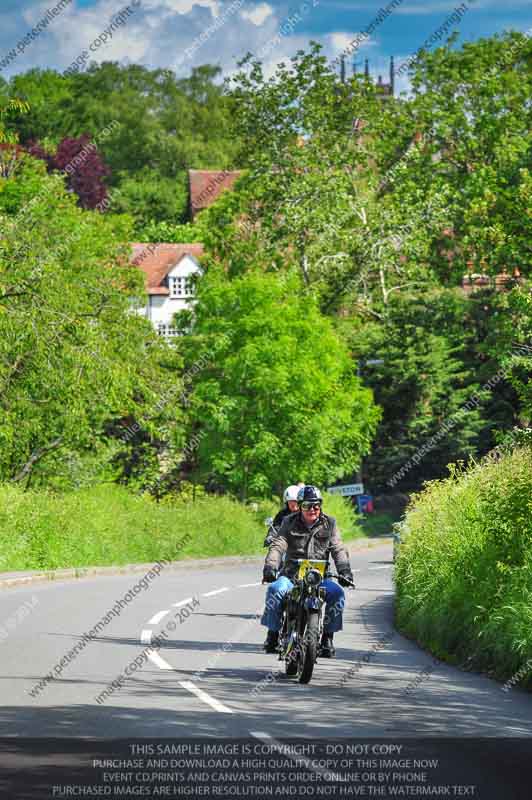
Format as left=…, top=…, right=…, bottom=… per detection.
left=261, top=576, right=345, bottom=634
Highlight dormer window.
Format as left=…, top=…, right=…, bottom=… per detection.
left=169, top=276, right=194, bottom=298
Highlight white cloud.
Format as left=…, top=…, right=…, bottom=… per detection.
left=0, top=0, right=385, bottom=88
left=139, top=0, right=220, bottom=14
left=329, top=31, right=377, bottom=52
left=393, top=69, right=413, bottom=97
left=0, top=0, right=240, bottom=77
left=241, top=3, right=274, bottom=26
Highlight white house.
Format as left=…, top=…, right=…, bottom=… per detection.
left=130, top=242, right=204, bottom=337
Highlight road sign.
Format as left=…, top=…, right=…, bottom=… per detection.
left=327, top=483, right=364, bottom=497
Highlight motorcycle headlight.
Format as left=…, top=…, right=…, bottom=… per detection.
left=305, top=568, right=322, bottom=587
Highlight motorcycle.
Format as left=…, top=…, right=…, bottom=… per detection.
left=277, top=558, right=329, bottom=684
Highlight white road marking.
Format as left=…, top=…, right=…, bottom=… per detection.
left=172, top=597, right=193, bottom=607
left=368, top=565, right=391, bottom=570
left=203, top=587, right=229, bottom=597
left=147, top=650, right=175, bottom=670
left=238, top=582, right=262, bottom=588
left=179, top=681, right=234, bottom=713
left=141, top=629, right=152, bottom=645
left=148, top=609, right=171, bottom=625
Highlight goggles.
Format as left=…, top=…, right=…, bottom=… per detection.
left=300, top=501, right=322, bottom=511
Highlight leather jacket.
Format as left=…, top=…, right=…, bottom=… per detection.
left=264, top=505, right=294, bottom=547
left=264, top=511, right=352, bottom=581
left=273, top=505, right=292, bottom=529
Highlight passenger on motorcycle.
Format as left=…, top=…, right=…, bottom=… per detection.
left=263, top=485, right=301, bottom=547
left=261, top=485, right=355, bottom=658
left=274, top=484, right=301, bottom=528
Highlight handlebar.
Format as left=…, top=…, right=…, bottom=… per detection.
left=342, top=578, right=356, bottom=589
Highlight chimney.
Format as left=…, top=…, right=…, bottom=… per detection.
left=365, top=58, right=369, bottom=78
left=390, top=56, right=395, bottom=95
left=340, top=55, right=346, bottom=83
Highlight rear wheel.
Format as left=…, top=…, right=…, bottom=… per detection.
left=297, top=613, right=319, bottom=684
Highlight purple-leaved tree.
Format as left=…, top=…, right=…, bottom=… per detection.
left=27, top=134, right=110, bottom=210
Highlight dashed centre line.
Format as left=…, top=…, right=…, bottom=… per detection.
left=141, top=629, right=152, bottom=645
left=137, top=549, right=393, bottom=723
left=172, top=597, right=194, bottom=607
left=147, top=650, right=174, bottom=671
left=141, top=582, right=259, bottom=714
left=179, top=681, right=233, bottom=714
left=203, top=587, right=229, bottom=597
left=148, top=609, right=171, bottom=625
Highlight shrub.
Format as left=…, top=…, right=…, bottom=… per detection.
left=395, top=447, right=532, bottom=688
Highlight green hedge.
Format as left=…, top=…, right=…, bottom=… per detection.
left=0, top=485, right=361, bottom=572
left=395, top=447, right=532, bottom=689
left=323, top=493, right=361, bottom=542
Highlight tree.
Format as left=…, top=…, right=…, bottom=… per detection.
left=223, top=37, right=531, bottom=492
left=0, top=97, right=29, bottom=144
left=4, top=63, right=239, bottom=226
left=228, top=46, right=379, bottom=299
left=111, top=170, right=189, bottom=228
left=491, top=288, right=532, bottom=427
left=342, top=290, right=493, bottom=492
left=2, top=69, right=73, bottom=144
left=180, top=268, right=380, bottom=500
left=0, top=154, right=185, bottom=488
left=25, top=134, right=111, bottom=209
left=394, top=31, right=532, bottom=280
left=53, top=134, right=110, bottom=209
left=134, top=218, right=204, bottom=244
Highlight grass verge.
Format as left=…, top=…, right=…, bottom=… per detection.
left=395, top=446, right=532, bottom=690
left=355, top=510, right=398, bottom=538
left=0, top=485, right=361, bottom=572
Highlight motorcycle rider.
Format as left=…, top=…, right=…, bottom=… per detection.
left=261, top=485, right=355, bottom=658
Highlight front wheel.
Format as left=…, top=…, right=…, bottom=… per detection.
left=297, top=613, right=319, bottom=684
left=286, top=658, right=298, bottom=676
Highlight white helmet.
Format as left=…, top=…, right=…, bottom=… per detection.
left=283, top=485, right=300, bottom=503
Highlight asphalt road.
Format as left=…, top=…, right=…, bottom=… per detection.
left=1, top=541, right=531, bottom=739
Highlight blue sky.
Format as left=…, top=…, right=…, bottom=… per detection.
left=0, top=0, right=530, bottom=92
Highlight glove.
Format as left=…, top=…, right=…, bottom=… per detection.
left=338, top=571, right=355, bottom=588
left=262, top=566, right=277, bottom=584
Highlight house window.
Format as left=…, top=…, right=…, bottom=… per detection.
left=169, top=276, right=194, bottom=298
left=157, top=323, right=179, bottom=338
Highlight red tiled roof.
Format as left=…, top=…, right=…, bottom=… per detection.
left=189, top=169, right=241, bottom=216
left=130, top=243, right=204, bottom=295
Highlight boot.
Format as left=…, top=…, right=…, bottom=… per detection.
left=319, top=632, right=335, bottom=658
left=263, top=630, right=279, bottom=653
